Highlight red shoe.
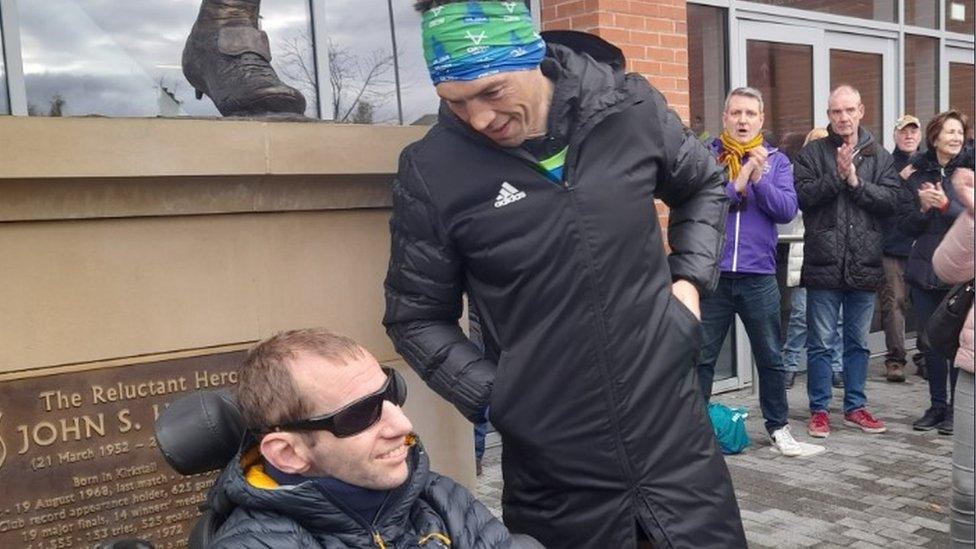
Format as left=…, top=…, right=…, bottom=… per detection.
left=807, top=411, right=830, bottom=438
left=844, top=408, right=887, bottom=434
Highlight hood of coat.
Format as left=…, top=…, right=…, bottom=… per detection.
left=437, top=30, right=633, bottom=148
left=209, top=440, right=430, bottom=536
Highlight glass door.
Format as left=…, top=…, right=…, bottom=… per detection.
left=717, top=21, right=826, bottom=392
left=944, top=46, right=975, bottom=137
left=735, top=21, right=826, bottom=159
left=826, top=33, right=896, bottom=150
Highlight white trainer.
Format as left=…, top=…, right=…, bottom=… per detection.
left=770, top=425, right=826, bottom=457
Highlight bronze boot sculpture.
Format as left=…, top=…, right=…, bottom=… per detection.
left=183, top=0, right=306, bottom=116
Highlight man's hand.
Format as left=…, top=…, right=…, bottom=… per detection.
left=836, top=144, right=853, bottom=180
left=837, top=144, right=860, bottom=187
left=953, top=168, right=974, bottom=215
left=671, top=279, right=700, bottom=321
left=733, top=161, right=753, bottom=194
left=747, top=147, right=769, bottom=184
left=899, top=164, right=916, bottom=180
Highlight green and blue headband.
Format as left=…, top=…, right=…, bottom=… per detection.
left=422, top=1, right=546, bottom=85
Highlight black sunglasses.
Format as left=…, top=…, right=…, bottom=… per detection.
left=263, top=367, right=407, bottom=438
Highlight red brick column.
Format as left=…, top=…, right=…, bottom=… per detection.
left=540, top=0, right=690, bottom=246
left=540, top=0, right=690, bottom=121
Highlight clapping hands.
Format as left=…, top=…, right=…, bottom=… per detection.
left=746, top=147, right=768, bottom=183
left=836, top=144, right=859, bottom=187
left=918, top=181, right=949, bottom=213
left=733, top=148, right=769, bottom=194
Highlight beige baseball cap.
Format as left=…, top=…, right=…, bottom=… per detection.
left=894, top=114, right=921, bottom=130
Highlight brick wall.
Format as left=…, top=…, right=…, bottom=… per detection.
left=539, top=0, right=689, bottom=245
left=540, top=0, right=690, bottom=121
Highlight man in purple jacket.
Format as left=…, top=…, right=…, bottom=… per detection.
left=697, top=87, right=824, bottom=457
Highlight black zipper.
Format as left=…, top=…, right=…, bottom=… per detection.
left=307, top=447, right=420, bottom=548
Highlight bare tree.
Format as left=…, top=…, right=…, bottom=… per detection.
left=277, top=31, right=399, bottom=123
left=48, top=94, right=66, bottom=117
left=351, top=100, right=375, bottom=124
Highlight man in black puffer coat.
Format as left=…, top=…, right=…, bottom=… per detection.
left=207, top=328, right=534, bottom=548
left=793, top=85, right=902, bottom=440
left=384, top=2, right=744, bottom=548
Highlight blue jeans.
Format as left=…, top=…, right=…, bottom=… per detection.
left=806, top=289, right=875, bottom=413
left=697, top=275, right=789, bottom=434
left=474, top=419, right=487, bottom=462
left=782, top=287, right=843, bottom=373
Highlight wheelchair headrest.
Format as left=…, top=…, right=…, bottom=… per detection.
left=155, top=389, right=247, bottom=476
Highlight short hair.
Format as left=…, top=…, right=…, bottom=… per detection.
left=803, top=127, right=828, bottom=147
left=829, top=84, right=862, bottom=105
left=236, top=328, right=367, bottom=432
left=925, top=109, right=970, bottom=151
left=724, top=87, right=764, bottom=113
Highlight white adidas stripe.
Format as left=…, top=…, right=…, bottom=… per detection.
left=494, top=181, right=526, bottom=208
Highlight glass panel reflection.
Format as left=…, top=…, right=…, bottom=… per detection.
left=946, top=0, right=975, bottom=34
left=747, top=1, right=896, bottom=23
left=746, top=40, right=814, bottom=160
left=317, top=0, right=397, bottom=124
left=688, top=4, right=728, bottom=142
left=903, top=35, right=939, bottom=128
left=391, top=0, right=440, bottom=125
left=18, top=0, right=317, bottom=117
left=950, top=62, right=975, bottom=138
left=712, top=325, right=737, bottom=387
left=0, top=13, right=8, bottom=115
left=905, top=0, right=939, bottom=28
left=830, top=49, right=883, bottom=142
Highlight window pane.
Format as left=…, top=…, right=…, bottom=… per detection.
left=746, top=40, right=814, bottom=159
left=0, top=10, right=8, bottom=115
left=950, top=62, right=975, bottom=138
left=318, top=0, right=398, bottom=124
left=947, top=0, right=975, bottom=34
left=830, top=49, right=883, bottom=142
left=391, top=0, right=440, bottom=125
left=688, top=4, right=728, bottom=142
left=905, top=0, right=939, bottom=28
left=903, top=35, right=939, bottom=128
left=18, top=0, right=317, bottom=117
left=747, top=1, right=896, bottom=23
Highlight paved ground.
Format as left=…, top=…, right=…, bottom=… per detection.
left=475, top=357, right=955, bottom=548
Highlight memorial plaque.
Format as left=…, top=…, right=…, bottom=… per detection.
left=0, top=350, right=246, bottom=549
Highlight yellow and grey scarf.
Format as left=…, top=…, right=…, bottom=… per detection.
left=718, top=131, right=764, bottom=181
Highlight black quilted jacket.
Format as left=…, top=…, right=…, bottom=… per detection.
left=793, top=126, right=902, bottom=290
left=207, top=442, right=516, bottom=548
left=901, top=149, right=972, bottom=290
left=384, top=31, right=744, bottom=549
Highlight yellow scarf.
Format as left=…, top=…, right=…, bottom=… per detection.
left=718, top=131, right=764, bottom=181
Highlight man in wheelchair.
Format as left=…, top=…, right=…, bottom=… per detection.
left=161, top=328, right=534, bottom=548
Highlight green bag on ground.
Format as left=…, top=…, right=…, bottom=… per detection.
left=707, top=402, right=751, bottom=455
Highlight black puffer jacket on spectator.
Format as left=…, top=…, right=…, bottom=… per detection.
left=901, top=149, right=973, bottom=290
left=881, top=147, right=918, bottom=258
left=793, top=126, right=902, bottom=290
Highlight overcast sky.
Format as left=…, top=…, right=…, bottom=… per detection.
left=15, top=0, right=441, bottom=122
